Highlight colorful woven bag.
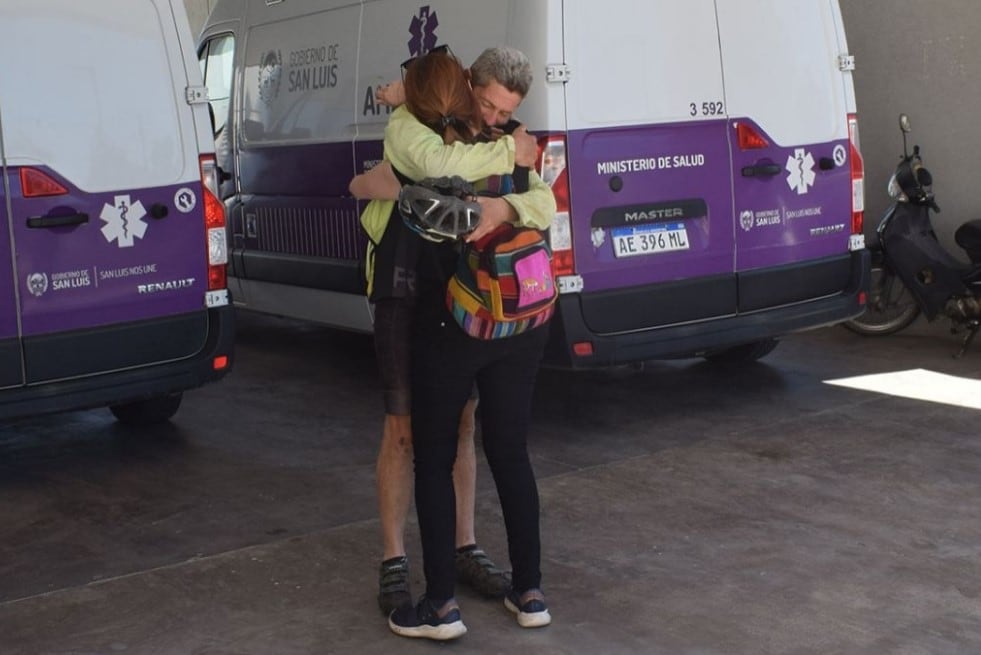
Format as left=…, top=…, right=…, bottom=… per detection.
left=446, top=224, right=557, bottom=339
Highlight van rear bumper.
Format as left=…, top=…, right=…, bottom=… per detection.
left=0, top=306, right=234, bottom=421
left=544, top=250, right=870, bottom=369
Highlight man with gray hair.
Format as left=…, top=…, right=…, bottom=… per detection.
left=471, top=45, right=533, bottom=95
left=469, top=46, right=533, bottom=136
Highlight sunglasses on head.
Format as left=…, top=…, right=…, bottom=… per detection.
left=400, top=44, right=453, bottom=75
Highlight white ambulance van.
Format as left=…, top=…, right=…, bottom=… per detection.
left=200, top=0, right=868, bottom=369
left=0, top=1, right=234, bottom=423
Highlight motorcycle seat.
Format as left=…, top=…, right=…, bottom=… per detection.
left=955, top=219, right=981, bottom=265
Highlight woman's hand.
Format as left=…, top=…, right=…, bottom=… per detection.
left=467, top=197, right=517, bottom=242
left=376, top=80, right=406, bottom=107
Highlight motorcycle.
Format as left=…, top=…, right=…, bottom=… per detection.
left=844, top=114, right=981, bottom=357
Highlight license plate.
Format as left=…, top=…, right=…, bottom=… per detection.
left=611, top=222, right=690, bottom=258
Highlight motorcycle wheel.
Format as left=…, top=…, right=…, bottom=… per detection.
left=843, top=264, right=920, bottom=336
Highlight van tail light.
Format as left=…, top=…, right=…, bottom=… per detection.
left=535, top=136, right=574, bottom=277
left=848, top=113, right=865, bottom=235
left=736, top=122, right=769, bottom=150
left=199, top=155, right=228, bottom=292
left=20, top=168, right=68, bottom=198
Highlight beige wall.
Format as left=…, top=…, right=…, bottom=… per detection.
left=840, top=0, right=981, bottom=254
left=183, top=0, right=981, bottom=253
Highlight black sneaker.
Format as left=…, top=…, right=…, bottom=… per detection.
left=388, top=596, right=467, bottom=641
left=377, top=556, right=411, bottom=616
left=455, top=546, right=510, bottom=598
left=504, top=588, right=551, bottom=628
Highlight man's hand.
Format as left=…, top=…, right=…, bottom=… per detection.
left=468, top=197, right=517, bottom=242
left=376, top=80, right=405, bottom=107
left=349, top=161, right=401, bottom=200
left=512, top=126, right=537, bottom=168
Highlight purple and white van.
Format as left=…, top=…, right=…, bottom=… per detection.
left=0, top=0, right=234, bottom=423
left=200, top=0, right=869, bottom=368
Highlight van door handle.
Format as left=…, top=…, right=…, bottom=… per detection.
left=26, top=213, right=89, bottom=228
left=741, top=163, right=782, bottom=178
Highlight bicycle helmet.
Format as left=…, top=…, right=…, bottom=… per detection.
left=398, top=176, right=481, bottom=242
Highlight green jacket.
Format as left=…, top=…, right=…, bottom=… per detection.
left=359, top=106, right=557, bottom=293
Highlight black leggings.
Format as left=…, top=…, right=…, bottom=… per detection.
left=373, top=297, right=478, bottom=416
left=410, top=311, right=549, bottom=603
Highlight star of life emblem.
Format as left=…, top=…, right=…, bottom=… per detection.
left=786, top=148, right=816, bottom=195
left=100, top=195, right=148, bottom=248
left=408, top=6, right=439, bottom=57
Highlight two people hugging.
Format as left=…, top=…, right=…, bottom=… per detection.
left=349, top=45, right=555, bottom=641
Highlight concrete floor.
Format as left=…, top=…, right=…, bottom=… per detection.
left=1, top=313, right=980, bottom=654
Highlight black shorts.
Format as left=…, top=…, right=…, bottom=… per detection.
left=373, top=297, right=414, bottom=416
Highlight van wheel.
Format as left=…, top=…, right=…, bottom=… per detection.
left=703, top=338, right=779, bottom=364
left=109, top=393, right=183, bottom=425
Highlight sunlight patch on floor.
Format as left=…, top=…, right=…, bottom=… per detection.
left=825, top=368, right=981, bottom=410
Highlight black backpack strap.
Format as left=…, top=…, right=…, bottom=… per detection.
left=390, top=165, right=415, bottom=187
left=499, top=119, right=529, bottom=193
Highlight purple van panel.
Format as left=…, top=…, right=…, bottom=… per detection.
left=567, top=118, right=854, bottom=295
left=354, top=141, right=385, bottom=175
left=565, top=120, right=735, bottom=294
left=0, top=184, right=18, bottom=342
left=238, top=142, right=355, bottom=197
left=8, top=166, right=208, bottom=338
left=233, top=140, right=383, bottom=293
left=729, top=119, right=853, bottom=272
left=237, top=141, right=367, bottom=261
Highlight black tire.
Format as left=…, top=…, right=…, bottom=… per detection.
left=109, top=393, right=183, bottom=425
left=703, top=338, right=779, bottom=364
left=843, top=264, right=920, bottom=336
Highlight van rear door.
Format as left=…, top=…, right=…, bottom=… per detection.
left=0, top=1, right=210, bottom=384
left=718, top=0, right=856, bottom=309
left=0, top=141, right=23, bottom=389
left=561, top=0, right=736, bottom=333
